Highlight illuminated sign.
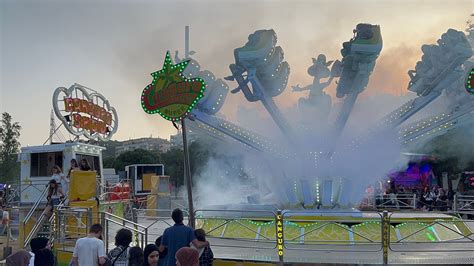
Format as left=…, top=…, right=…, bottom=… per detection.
left=275, top=211, right=284, bottom=262
left=466, top=68, right=474, bottom=94
left=53, top=84, right=118, bottom=141
left=141, top=52, right=206, bottom=121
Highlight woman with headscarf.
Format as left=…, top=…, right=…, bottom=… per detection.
left=175, top=247, right=199, bottom=266
left=142, top=244, right=159, bottom=266
left=6, top=249, right=31, bottom=266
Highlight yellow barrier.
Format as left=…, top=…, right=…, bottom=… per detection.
left=19, top=217, right=37, bottom=248
left=146, top=194, right=157, bottom=216
left=146, top=175, right=170, bottom=193
left=142, top=173, right=155, bottom=191
left=149, top=175, right=160, bottom=193
left=66, top=200, right=99, bottom=237
left=69, top=170, right=97, bottom=201
left=56, top=249, right=73, bottom=266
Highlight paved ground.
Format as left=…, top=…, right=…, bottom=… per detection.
left=208, top=238, right=474, bottom=264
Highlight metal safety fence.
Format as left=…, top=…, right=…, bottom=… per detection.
left=41, top=206, right=474, bottom=265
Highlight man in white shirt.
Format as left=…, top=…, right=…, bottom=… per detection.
left=72, top=223, right=106, bottom=266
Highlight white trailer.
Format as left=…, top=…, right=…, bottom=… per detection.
left=18, top=142, right=105, bottom=204
left=125, top=164, right=164, bottom=196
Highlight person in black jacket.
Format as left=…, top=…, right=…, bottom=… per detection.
left=30, top=237, right=54, bottom=266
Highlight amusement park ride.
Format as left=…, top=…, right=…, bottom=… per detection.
left=174, top=23, right=474, bottom=208
left=13, top=17, right=474, bottom=256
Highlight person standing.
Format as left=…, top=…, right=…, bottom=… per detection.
left=72, top=223, right=106, bottom=266
left=52, top=165, right=69, bottom=196
left=158, top=209, right=208, bottom=266
left=143, top=244, right=159, bottom=266
left=68, top=159, right=79, bottom=175
left=128, top=246, right=144, bottom=266
left=107, top=228, right=133, bottom=266
left=45, top=179, right=65, bottom=215
left=175, top=247, right=199, bottom=266
left=79, top=159, right=92, bottom=171
left=1, top=206, right=8, bottom=237
left=1, top=205, right=15, bottom=240
left=1, top=205, right=9, bottom=235
left=154, top=236, right=167, bottom=266
left=193, top=229, right=213, bottom=266
left=29, top=237, right=51, bottom=266
left=67, top=159, right=80, bottom=181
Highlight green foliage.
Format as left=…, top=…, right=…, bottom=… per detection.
left=112, top=149, right=159, bottom=172
left=0, top=113, right=21, bottom=183
left=93, top=140, right=121, bottom=159
left=98, top=134, right=249, bottom=194
left=188, top=137, right=250, bottom=185
left=189, top=140, right=212, bottom=178
left=103, top=156, right=116, bottom=169
left=161, top=147, right=184, bottom=188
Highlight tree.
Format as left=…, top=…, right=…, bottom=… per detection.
left=161, top=148, right=184, bottom=189
left=112, top=149, right=159, bottom=172
left=189, top=140, right=212, bottom=179
left=0, top=112, right=21, bottom=183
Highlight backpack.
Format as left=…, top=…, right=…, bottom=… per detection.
left=103, top=246, right=128, bottom=266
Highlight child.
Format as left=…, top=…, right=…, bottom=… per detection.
left=193, top=229, right=213, bottom=266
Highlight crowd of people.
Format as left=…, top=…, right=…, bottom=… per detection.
left=5, top=208, right=213, bottom=266
left=5, top=236, right=54, bottom=266
left=366, top=184, right=457, bottom=211
left=5, top=158, right=210, bottom=265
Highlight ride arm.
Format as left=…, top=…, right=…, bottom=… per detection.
left=292, top=84, right=312, bottom=92
left=229, top=64, right=260, bottom=102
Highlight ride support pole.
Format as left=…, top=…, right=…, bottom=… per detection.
left=381, top=210, right=389, bottom=265
left=181, top=118, right=195, bottom=228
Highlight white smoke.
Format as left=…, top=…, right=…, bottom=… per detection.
left=189, top=90, right=417, bottom=208
left=189, top=26, right=474, bottom=209
left=193, top=158, right=250, bottom=208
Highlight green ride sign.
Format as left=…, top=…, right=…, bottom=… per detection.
left=141, top=52, right=206, bottom=121
left=466, top=68, right=474, bottom=95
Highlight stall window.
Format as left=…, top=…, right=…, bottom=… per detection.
left=136, top=166, right=162, bottom=180
left=30, top=152, right=63, bottom=177
left=76, top=154, right=101, bottom=178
